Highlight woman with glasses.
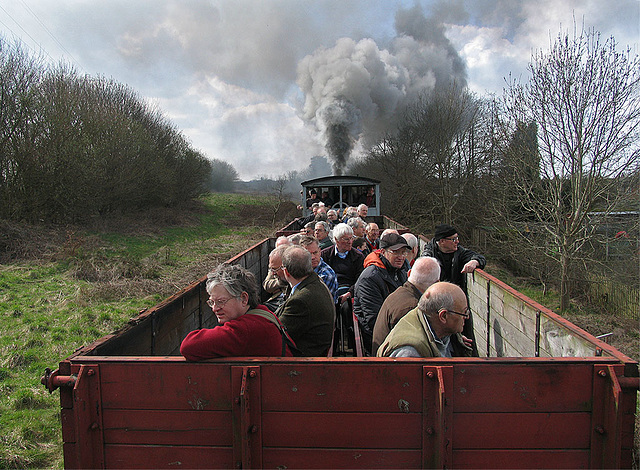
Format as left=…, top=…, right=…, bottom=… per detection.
left=180, top=264, right=295, bottom=360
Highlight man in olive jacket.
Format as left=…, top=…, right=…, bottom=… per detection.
left=276, top=245, right=335, bottom=356
left=378, top=282, right=473, bottom=358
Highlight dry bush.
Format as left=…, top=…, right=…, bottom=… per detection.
left=561, top=310, right=639, bottom=362
left=225, top=200, right=299, bottom=229
left=67, top=253, right=162, bottom=283
left=85, top=201, right=205, bottom=236
left=0, top=220, right=66, bottom=263
left=79, top=279, right=170, bottom=303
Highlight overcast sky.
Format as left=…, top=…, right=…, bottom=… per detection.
left=1, top=0, right=638, bottom=180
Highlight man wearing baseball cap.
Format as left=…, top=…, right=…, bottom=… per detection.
left=353, top=232, right=410, bottom=355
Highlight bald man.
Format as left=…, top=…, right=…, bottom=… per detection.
left=377, top=282, right=474, bottom=358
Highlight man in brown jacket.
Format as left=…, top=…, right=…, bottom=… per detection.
left=372, top=257, right=441, bottom=355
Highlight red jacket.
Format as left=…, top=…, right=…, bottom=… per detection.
left=180, top=307, right=293, bottom=360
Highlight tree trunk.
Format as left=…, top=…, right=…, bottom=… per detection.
left=560, top=250, right=570, bottom=311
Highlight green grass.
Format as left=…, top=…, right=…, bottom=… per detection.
left=97, top=193, right=266, bottom=259
left=0, top=192, right=277, bottom=469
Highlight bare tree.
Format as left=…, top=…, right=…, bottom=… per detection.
left=354, top=84, right=491, bottom=235
left=269, top=174, right=295, bottom=226
left=0, top=39, right=44, bottom=219
left=502, top=27, right=640, bottom=310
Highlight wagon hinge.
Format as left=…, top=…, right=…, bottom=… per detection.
left=596, top=365, right=622, bottom=404
left=595, top=367, right=639, bottom=391
left=41, top=367, right=77, bottom=393
left=236, top=366, right=262, bottom=469
left=423, top=366, right=453, bottom=469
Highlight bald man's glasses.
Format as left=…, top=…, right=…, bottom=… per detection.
left=446, top=307, right=470, bottom=319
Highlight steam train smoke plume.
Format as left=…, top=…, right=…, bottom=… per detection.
left=297, top=5, right=467, bottom=175
left=318, top=98, right=361, bottom=176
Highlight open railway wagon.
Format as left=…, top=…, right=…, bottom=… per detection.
left=42, top=216, right=638, bottom=469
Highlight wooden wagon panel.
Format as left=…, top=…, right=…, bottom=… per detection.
left=104, top=445, right=234, bottom=469
left=98, top=363, right=233, bottom=411
left=453, top=450, right=590, bottom=469
left=64, top=359, right=633, bottom=468
left=260, top=363, right=423, bottom=412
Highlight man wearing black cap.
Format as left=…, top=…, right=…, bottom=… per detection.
left=424, top=224, right=486, bottom=356
left=424, top=224, right=486, bottom=292
left=353, top=233, right=410, bottom=355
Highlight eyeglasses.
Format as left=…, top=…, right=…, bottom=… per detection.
left=446, top=307, right=470, bottom=319
left=443, top=236, right=459, bottom=242
left=207, top=297, right=237, bottom=308
left=337, top=237, right=353, bottom=243
left=269, top=265, right=283, bottom=274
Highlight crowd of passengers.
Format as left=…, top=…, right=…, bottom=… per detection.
left=180, top=202, right=486, bottom=361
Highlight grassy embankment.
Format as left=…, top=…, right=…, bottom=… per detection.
left=0, top=192, right=288, bottom=469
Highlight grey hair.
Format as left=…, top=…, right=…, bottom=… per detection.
left=357, top=203, right=367, bottom=211
left=409, top=257, right=441, bottom=290
left=269, top=245, right=288, bottom=261
left=332, top=223, right=353, bottom=240
left=275, top=235, right=291, bottom=247
left=206, top=264, right=259, bottom=309
left=417, top=288, right=455, bottom=320
left=298, top=235, right=319, bottom=248
left=315, top=221, right=330, bottom=232
left=288, top=233, right=303, bottom=245
left=402, top=232, right=418, bottom=249
left=282, top=245, right=313, bottom=279
left=347, top=217, right=364, bottom=230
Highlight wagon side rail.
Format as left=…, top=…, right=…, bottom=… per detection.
left=42, top=356, right=638, bottom=469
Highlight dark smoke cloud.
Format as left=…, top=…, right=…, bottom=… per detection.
left=297, top=4, right=467, bottom=175
left=318, top=97, right=362, bottom=175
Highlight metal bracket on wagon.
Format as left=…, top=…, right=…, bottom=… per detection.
left=41, top=367, right=77, bottom=393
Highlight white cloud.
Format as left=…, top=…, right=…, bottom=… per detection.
left=447, top=24, right=525, bottom=95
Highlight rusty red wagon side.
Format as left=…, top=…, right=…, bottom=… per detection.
left=47, top=356, right=636, bottom=469
left=43, top=216, right=638, bottom=469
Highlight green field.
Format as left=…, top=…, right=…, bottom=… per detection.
left=0, top=193, right=281, bottom=469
